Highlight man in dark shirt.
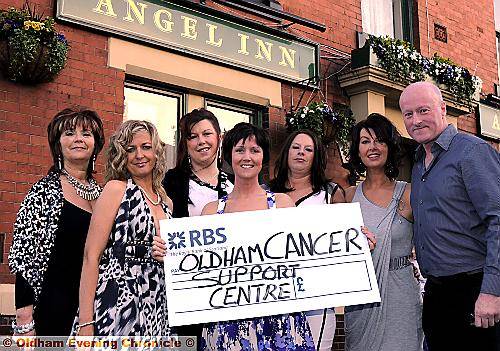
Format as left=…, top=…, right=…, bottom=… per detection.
left=399, top=81, right=500, bottom=350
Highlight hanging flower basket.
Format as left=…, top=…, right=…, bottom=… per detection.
left=285, top=101, right=355, bottom=158
left=0, top=4, right=69, bottom=84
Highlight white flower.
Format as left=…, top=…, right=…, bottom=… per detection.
left=289, top=118, right=295, bottom=123
left=303, top=107, right=309, bottom=113
left=300, top=113, right=306, bottom=118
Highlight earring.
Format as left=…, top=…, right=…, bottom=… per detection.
left=58, top=156, right=63, bottom=171
left=217, top=142, right=222, bottom=165
left=188, top=155, right=192, bottom=168
left=90, top=155, right=96, bottom=173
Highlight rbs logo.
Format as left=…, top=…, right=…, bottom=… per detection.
left=167, top=227, right=227, bottom=250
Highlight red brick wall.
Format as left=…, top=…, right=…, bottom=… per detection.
left=1, top=0, right=498, bottom=288
left=0, top=0, right=125, bottom=283
left=0, top=0, right=362, bottom=285
left=415, top=0, right=498, bottom=93
left=414, top=0, right=499, bottom=143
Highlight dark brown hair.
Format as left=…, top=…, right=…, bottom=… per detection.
left=348, top=113, right=402, bottom=181
left=176, top=108, right=221, bottom=173
left=47, top=107, right=105, bottom=179
left=269, top=130, right=328, bottom=193
left=222, top=122, right=270, bottom=165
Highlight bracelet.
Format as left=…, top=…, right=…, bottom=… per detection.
left=11, top=320, right=35, bottom=334
left=75, top=320, right=95, bottom=335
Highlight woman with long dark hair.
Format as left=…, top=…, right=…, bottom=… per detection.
left=269, top=129, right=345, bottom=350
left=162, top=108, right=233, bottom=218
left=344, top=113, right=422, bottom=351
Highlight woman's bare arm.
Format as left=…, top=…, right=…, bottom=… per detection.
left=77, top=180, right=126, bottom=335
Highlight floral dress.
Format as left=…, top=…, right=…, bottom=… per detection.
left=201, top=191, right=315, bottom=351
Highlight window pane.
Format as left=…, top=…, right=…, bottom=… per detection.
left=361, top=0, right=394, bottom=37
left=206, top=102, right=253, bottom=133
left=124, top=86, right=180, bottom=170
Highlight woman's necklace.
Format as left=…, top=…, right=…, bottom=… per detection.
left=61, top=168, right=101, bottom=201
left=192, top=159, right=219, bottom=184
left=138, top=185, right=161, bottom=206
left=196, top=170, right=219, bottom=183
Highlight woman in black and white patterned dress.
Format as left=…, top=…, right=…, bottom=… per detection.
left=9, top=108, right=104, bottom=337
left=77, top=120, right=173, bottom=336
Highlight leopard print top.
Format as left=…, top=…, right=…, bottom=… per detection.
left=9, top=171, right=65, bottom=304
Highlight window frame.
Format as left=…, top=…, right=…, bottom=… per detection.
left=204, top=96, right=267, bottom=129
left=124, top=78, right=186, bottom=168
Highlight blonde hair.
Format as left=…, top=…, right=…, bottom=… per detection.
left=105, top=120, right=168, bottom=202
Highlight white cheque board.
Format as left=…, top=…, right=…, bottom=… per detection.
left=160, top=203, right=380, bottom=326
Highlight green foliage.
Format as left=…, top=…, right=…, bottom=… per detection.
left=286, top=101, right=355, bottom=157
left=286, top=101, right=326, bottom=137
left=368, top=35, right=481, bottom=108
left=0, top=4, right=69, bottom=83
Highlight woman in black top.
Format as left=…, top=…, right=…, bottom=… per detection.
left=8, top=108, right=104, bottom=336
left=163, top=108, right=233, bottom=218
left=160, top=108, right=233, bottom=344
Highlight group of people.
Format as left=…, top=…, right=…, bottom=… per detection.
left=7, top=81, right=500, bottom=351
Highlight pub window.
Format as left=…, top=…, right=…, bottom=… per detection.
left=123, top=82, right=184, bottom=170
left=361, top=0, right=413, bottom=43
left=205, top=99, right=266, bottom=176
left=205, top=100, right=260, bottom=133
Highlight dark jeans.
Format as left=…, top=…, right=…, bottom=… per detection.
left=423, top=271, right=500, bottom=351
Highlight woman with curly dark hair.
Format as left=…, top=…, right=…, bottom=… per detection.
left=344, top=113, right=423, bottom=351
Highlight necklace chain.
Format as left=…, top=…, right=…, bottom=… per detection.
left=138, top=186, right=161, bottom=206
left=61, top=169, right=101, bottom=201
left=195, top=170, right=219, bottom=183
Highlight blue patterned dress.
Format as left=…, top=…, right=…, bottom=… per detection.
left=201, top=191, right=315, bottom=351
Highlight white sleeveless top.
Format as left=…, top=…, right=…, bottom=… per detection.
left=187, top=174, right=234, bottom=216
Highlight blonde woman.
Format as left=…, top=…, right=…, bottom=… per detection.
left=77, top=120, right=173, bottom=336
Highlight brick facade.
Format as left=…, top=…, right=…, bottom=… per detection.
left=0, top=0, right=498, bottom=346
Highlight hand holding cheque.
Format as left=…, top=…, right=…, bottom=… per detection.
left=158, top=202, right=380, bottom=326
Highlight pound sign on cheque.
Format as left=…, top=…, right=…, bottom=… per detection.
left=296, top=277, right=305, bottom=292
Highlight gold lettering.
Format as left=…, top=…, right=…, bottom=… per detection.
left=493, top=114, right=500, bottom=130
left=238, top=33, right=250, bottom=55
left=254, top=39, right=273, bottom=62
left=154, top=9, right=174, bottom=32
left=278, top=46, right=296, bottom=68
left=181, top=16, right=198, bottom=40
left=206, top=23, right=223, bottom=47
left=123, top=0, right=148, bottom=24
left=92, top=0, right=117, bottom=18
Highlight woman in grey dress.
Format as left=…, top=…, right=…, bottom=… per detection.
left=344, top=113, right=423, bottom=351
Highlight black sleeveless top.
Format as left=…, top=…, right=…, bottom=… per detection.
left=15, top=199, right=91, bottom=335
